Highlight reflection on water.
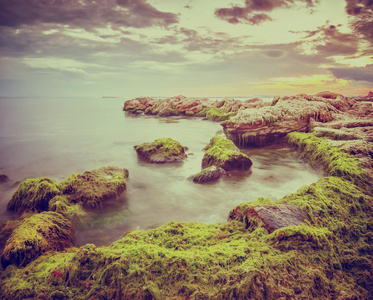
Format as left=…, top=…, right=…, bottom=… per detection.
left=0, top=97, right=321, bottom=247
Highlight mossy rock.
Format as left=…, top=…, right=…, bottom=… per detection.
left=49, top=196, right=89, bottom=225
left=203, top=135, right=238, bottom=151
left=202, top=136, right=252, bottom=171
left=1, top=211, right=74, bottom=268
left=134, top=137, right=187, bottom=163
left=205, top=107, right=236, bottom=122
left=61, top=166, right=128, bottom=209
left=7, top=177, right=62, bottom=214
left=189, top=165, right=227, bottom=183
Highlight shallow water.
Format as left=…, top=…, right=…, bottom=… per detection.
left=0, top=97, right=321, bottom=246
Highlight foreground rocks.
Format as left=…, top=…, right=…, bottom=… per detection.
left=134, top=137, right=187, bottom=163
left=7, top=166, right=129, bottom=220
left=1, top=211, right=74, bottom=268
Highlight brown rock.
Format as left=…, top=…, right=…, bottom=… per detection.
left=245, top=204, right=310, bottom=233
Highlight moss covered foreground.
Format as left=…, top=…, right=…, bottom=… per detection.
left=1, top=135, right=372, bottom=299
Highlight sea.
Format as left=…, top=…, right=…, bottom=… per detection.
left=0, top=97, right=321, bottom=247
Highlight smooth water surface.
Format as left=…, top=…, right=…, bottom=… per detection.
left=0, top=97, right=321, bottom=246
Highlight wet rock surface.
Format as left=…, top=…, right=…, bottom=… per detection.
left=188, top=165, right=227, bottom=183
left=134, top=137, right=187, bottom=163
left=245, top=204, right=310, bottom=233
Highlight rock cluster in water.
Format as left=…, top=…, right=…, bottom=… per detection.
left=0, top=91, right=372, bottom=299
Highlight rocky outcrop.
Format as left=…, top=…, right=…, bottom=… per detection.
left=222, top=92, right=349, bottom=147
left=123, top=95, right=268, bottom=118
left=1, top=212, right=74, bottom=268
left=134, top=138, right=187, bottom=163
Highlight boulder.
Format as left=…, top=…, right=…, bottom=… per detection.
left=134, top=138, right=187, bottom=164
left=0, top=174, right=9, bottom=183
left=1, top=211, right=74, bottom=268
left=201, top=136, right=252, bottom=171
left=245, top=204, right=310, bottom=233
left=61, top=166, right=128, bottom=209
left=189, top=166, right=227, bottom=183
left=7, top=177, right=62, bottom=213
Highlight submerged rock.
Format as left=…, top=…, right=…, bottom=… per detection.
left=189, top=166, right=227, bottom=183
left=202, top=136, right=252, bottom=171
left=0, top=174, right=10, bottom=183
left=1, top=211, right=74, bottom=268
left=134, top=137, right=187, bottom=163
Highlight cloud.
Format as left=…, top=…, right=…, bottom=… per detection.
left=345, top=0, right=373, bottom=45
left=291, top=23, right=359, bottom=57
left=328, top=64, right=373, bottom=83
left=0, top=0, right=178, bottom=30
left=214, top=0, right=319, bottom=25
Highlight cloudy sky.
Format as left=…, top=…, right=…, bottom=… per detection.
left=0, top=0, right=372, bottom=98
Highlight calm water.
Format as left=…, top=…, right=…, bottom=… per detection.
left=0, top=97, right=321, bottom=246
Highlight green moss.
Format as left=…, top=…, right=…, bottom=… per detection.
left=157, top=107, right=180, bottom=117
left=134, top=137, right=187, bottom=163
left=287, top=132, right=370, bottom=193
left=49, top=196, right=89, bottom=225
left=1, top=212, right=74, bottom=268
left=195, top=107, right=210, bottom=117
left=61, top=166, right=128, bottom=209
left=203, top=135, right=238, bottom=151
left=205, top=107, right=236, bottom=122
left=7, top=177, right=62, bottom=214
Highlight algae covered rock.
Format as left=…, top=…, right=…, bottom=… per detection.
left=1, top=211, right=74, bottom=268
left=202, top=136, right=252, bottom=171
left=61, top=166, right=128, bottom=209
left=7, top=177, right=62, bottom=213
left=189, top=165, right=227, bottom=183
left=134, top=137, right=187, bottom=163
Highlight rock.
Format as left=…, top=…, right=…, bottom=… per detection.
left=61, top=166, right=128, bottom=209
left=134, top=138, right=187, bottom=164
left=222, top=92, right=342, bottom=147
left=0, top=174, right=10, bottom=183
left=7, top=177, right=62, bottom=214
left=1, top=211, right=74, bottom=268
left=245, top=204, right=310, bottom=233
left=189, top=166, right=227, bottom=183
left=202, top=136, right=252, bottom=171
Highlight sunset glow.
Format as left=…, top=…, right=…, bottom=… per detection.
left=0, top=0, right=372, bottom=97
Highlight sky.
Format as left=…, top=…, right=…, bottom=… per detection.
left=0, top=0, right=372, bottom=98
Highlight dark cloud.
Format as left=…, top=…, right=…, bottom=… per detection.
left=329, top=64, right=373, bottom=83
left=215, top=0, right=319, bottom=25
left=292, top=23, right=359, bottom=57
left=0, top=0, right=178, bottom=30
left=345, top=0, right=373, bottom=45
